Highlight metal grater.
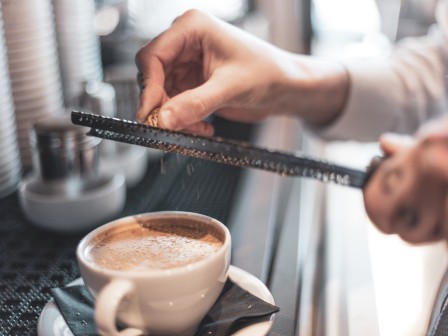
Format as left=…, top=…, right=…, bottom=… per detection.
left=71, top=110, right=372, bottom=188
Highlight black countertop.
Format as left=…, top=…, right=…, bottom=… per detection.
left=0, top=117, right=324, bottom=336
left=0, top=118, right=252, bottom=336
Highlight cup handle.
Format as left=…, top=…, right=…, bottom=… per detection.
left=95, top=279, right=143, bottom=336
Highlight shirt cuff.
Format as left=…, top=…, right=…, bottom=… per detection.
left=310, top=60, right=402, bottom=142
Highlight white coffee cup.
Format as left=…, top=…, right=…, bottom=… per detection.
left=76, top=211, right=231, bottom=336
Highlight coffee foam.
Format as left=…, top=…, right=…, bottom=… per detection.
left=86, top=217, right=224, bottom=271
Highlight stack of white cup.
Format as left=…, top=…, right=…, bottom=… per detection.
left=1, top=0, right=64, bottom=169
left=0, top=3, right=21, bottom=198
left=52, top=0, right=103, bottom=105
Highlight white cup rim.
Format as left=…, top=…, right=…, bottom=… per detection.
left=77, top=211, right=231, bottom=278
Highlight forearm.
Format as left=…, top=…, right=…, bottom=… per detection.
left=312, top=29, right=448, bottom=142
left=275, top=53, right=350, bottom=126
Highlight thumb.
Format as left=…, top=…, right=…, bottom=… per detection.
left=379, top=132, right=415, bottom=155
left=421, top=138, right=448, bottom=180
left=416, top=117, right=448, bottom=139
left=158, top=78, right=230, bottom=131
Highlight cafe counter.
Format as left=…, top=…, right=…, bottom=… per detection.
left=1, top=114, right=446, bottom=335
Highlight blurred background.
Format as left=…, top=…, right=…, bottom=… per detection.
left=0, top=0, right=445, bottom=335
left=0, top=0, right=438, bottom=192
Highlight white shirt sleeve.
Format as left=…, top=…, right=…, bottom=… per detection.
left=313, top=0, right=448, bottom=142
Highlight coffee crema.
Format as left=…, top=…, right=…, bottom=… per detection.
left=86, top=217, right=224, bottom=271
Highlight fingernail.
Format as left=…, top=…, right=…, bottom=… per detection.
left=158, top=110, right=172, bottom=129
left=203, top=123, right=214, bottom=136
left=136, top=115, right=144, bottom=123
left=135, top=113, right=143, bottom=123
left=135, top=102, right=145, bottom=122
left=136, top=112, right=145, bottom=123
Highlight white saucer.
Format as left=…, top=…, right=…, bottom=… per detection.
left=37, top=265, right=275, bottom=336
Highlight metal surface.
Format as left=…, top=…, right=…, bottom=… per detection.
left=0, top=141, right=247, bottom=335
left=30, top=117, right=101, bottom=186
left=71, top=111, right=369, bottom=188
left=228, top=117, right=326, bottom=336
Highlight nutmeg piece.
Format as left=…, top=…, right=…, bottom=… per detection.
left=146, top=108, right=160, bottom=127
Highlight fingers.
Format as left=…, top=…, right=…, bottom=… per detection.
left=419, top=137, right=448, bottom=180
left=157, top=78, right=230, bottom=131
left=178, top=121, right=214, bottom=137
left=379, top=132, right=415, bottom=155
left=364, top=161, right=406, bottom=235
left=416, top=116, right=448, bottom=139
left=137, top=83, right=168, bottom=123
left=135, top=11, right=205, bottom=73
left=364, top=143, right=448, bottom=244
left=135, top=53, right=168, bottom=122
left=135, top=25, right=185, bottom=122
left=137, top=65, right=216, bottom=137
left=364, top=167, right=443, bottom=244
left=135, top=10, right=222, bottom=128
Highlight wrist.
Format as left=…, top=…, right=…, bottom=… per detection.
left=277, top=53, right=350, bottom=126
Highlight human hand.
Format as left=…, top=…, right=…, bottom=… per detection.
left=135, top=9, right=287, bottom=135
left=135, top=9, right=349, bottom=135
left=363, top=120, right=448, bottom=244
